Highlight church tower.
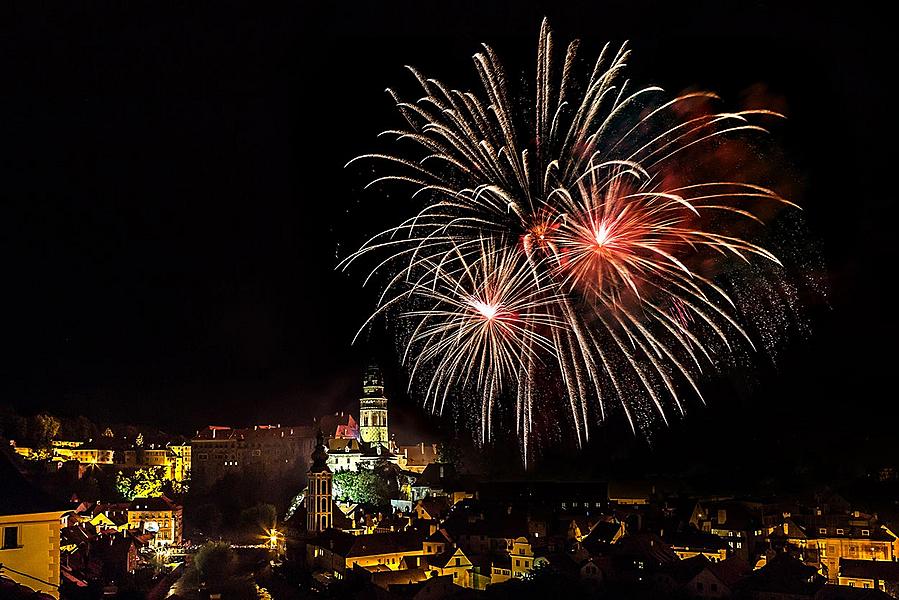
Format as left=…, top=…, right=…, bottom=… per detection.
left=305, top=429, right=332, bottom=533
left=359, top=365, right=388, bottom=447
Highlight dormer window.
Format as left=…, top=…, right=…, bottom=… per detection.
left=862, top=530, right=870, bottom=536
left=836, top=529, right=844, bottom=535
left=819, top=528, right=827, bottom=535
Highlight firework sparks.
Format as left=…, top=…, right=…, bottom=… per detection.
left=341, top=18, right=800, bottom=465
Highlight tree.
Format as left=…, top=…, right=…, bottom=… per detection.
left=116, top=466, right=166, bottom=500
left=194, top=542, right=236, bottom=582
left=239, top=502, right=277, bottom=534
left=31, top=413, right=61, bottom=446
left=332, top=466, right=390, bottom=505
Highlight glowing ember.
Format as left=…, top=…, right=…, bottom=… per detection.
left=470, top=299, right=500, bottom=320
left=593, top=222, right=611, bottom=248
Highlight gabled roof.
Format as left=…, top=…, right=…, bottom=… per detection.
left=128, top=495, right=178, bottom=512
left=426, top=528, right=452, bottom=544
left=612, top=533, right=679, bottom=565
left=415, top=463, right=457, bottom=487
left=416, top=497, right=451, bottom=520
left=429, top=546, right=469, bottom=569
left=708, top=556, right=752, bottom=586
left=737, top=552, right=825, bottom=595
left=657, top=554, right=711, bottom=584
left=583, top=520, right=622, bottom=548
left=309, top=528, right=425, bottom=558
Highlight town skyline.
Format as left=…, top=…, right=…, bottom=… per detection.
left=2, top=2, right=896, bottom=599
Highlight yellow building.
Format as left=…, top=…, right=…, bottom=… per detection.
left=1, top=448, right=67, bottom=598
left=509, top=536, right=535, bottom=578
left=122, top=444, right=191, bottom=482
left=489, top=536, right=535, bottom=584
left=53, top=446, right=114, bottom=465
left=817, top=531, right=896, bottom=581
left=127, top=496, right=182, bottom=546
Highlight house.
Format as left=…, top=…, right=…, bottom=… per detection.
left=1, top=445, right=68, bottom=598
left=398, top=443, right=439, bottom=474
left=580, top=519, right=626, bottom=553
left=666, top=527, right=729, bottom=562
left=411, top=463, right=473, bottom=504
left=127, top=495, right=182, bottom=546
left=691, top=501, right=765, bottom=562
left=94, top=533, right=141, bottom=580
left=654, top=555, right=750, bottom=598
left=426, top=546, right=473, bottom=587
left=838, top=558, right=899, bottom=595
left=735, top=552, right=826, bottom=599
left=415, top=497, right=451, bottom=522
left=307, top=529, right=426, bottom=577
left=773, top=514, right=898, bottom=581
left=78, top=502, right=130, bottom=533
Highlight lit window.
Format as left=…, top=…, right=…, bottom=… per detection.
left=837, top=529, right=844, bottom=535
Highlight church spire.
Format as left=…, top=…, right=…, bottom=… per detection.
left=306, top=428, right=333, bottom=533
left=308, top=428, right=330, bottom=473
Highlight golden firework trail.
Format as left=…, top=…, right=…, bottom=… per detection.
left=340, top=19, right=797, bottom=465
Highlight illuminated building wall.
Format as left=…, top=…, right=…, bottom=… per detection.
left=0, top=510, right=66, bottom=598
left=359, top=366, right=388, bottom=447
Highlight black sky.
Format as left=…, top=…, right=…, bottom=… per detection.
left=1, top=2, right=894, bottom=464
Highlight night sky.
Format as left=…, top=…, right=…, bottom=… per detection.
left=1, top=2, right=893, bottom=470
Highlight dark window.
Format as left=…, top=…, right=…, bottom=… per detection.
left=2, top=526, right=18, bottom=549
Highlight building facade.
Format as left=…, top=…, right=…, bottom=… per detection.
left=191, top=424, right=315, bottom=489
left=127, top=496, right=182, bottom=546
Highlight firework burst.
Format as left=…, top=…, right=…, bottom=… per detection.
left=341, top=19, right=800, bottom=465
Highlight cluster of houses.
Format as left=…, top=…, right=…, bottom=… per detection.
left=2, top=441, right=184, bottom=598
left=294, top=435, right=899, bottom=600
